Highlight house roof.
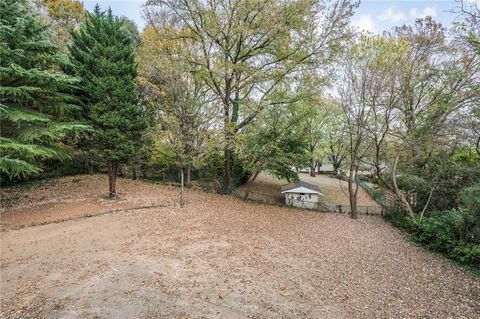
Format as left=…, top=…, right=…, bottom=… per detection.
left=281, top=181, right=321, bottom=194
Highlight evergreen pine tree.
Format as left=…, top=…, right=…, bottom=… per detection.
left=0, top=0, right=86, bottom=181
left=67, top=5, right=147, bottom=197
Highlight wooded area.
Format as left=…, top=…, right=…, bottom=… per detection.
left=1, top=0, right=480, bottom=317
left=1, top=0, right=479, bottom=267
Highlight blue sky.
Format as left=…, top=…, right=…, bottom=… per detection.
left=83, top=0, right=475, bottom=33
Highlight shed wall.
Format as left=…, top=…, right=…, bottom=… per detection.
left=285, top=193, right=319, bottom=209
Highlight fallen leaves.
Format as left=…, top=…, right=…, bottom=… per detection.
left=0, top=175, right=479, bottom=318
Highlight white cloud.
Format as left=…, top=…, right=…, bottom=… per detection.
left=352, top=15, right=376, bottom=33
left=378, top=8, right=406, bottom=22
left=410, top=6, right=437, bottom=19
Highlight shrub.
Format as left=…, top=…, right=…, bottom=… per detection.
left=460, top=184, right=480, bottom=215
left=384, top=208, right=415, bottom=231
left=450, top=246, right=480, bottom=267
left=385, top=206, right=480, bottom=268
left=412, top=210, right=463, bottom=253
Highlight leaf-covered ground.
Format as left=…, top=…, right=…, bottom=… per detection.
left=1, top=175, right=479, bottom=318
left=0, top=175, right=179, bottom=230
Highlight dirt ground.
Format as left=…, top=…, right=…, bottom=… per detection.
left=1, top=175, right=479, bottom=318
left=236, top=173, right=379, bottom=207
left=0, top=175, right=179, bottom=230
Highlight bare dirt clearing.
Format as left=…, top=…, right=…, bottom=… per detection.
left=0, top=175, right=179, bottom=230
left=1, top=175, right=479, bottom=318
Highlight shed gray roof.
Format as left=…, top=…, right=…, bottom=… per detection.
left=281, top=181, right=320, bottom=193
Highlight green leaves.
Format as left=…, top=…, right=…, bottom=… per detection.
left=239, top=98, right=310, bottom=182
left=67, top=5, right=147, bottom=165
left=0, top=0, right=87, bottom=180
left=18, top=123, right=89, bottom=144
left=0, top=137, right=59, bottom=159
left=0, top=157, right=42, bottom=179
left=1, top=107, right=51, bottom=123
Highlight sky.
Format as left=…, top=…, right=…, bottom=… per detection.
left=83, top=0, right=476, bottom=33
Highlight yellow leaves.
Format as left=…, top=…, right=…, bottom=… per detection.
left=137, top=76, right=164, bottom=98
left=139, top=26, right=183, bottom=56
left=44, top=0, right=84, bottom=23
left=42, top=0, right=85, bottom=45
left=140, top=26, right=164, bottom=52
left=137, top=26, right=187, bottom=79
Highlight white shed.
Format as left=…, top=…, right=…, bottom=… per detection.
left=281, top=181, right=322, bottom=210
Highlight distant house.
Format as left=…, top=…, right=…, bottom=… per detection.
left=281, top=181, right=322, bottom=209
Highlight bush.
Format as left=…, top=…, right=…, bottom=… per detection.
left=385, top=207, right=480, bottom=268
left=384, top=208, right=415, bottom=231
left=412, top=210, right=463, bottom=253
left=460, top=184, right=480, bottom=215
left=450, top=246, right=480, bottom=267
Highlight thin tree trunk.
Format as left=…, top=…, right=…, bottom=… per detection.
left=82, top=150, right=94, bottom=175
left=348, top=162, right=358, bottom=219
left=180, top=168, right=185, bottom=207
left=107, top=161, right=118, bottom=198
left=476, top=135, right=480, bottom=157
left=88, top=157, right=93, bottom=175
left=132, top=164, right=137, bottom=180
left=332, top=157, right=342, bottom=176
left=224, top=147, right=232, bottom=194
left=82, top=150, right=89, bottom=174
left=223, top=81, right=233, bottom=194
left=391, top=150, right=415, bottom=218
left=186, top=165, right=192, bottom=188
left=419, top=183, right=435, bottom=221
left=374, top=164, right=381, bottom=179
left=243, top=171, right=260, bottom=200
left=310, top=156, right=316, bottom=177
left=118, top=164, right=123, bottom=177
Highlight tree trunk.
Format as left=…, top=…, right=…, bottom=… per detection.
left=223, top=77, right=234, bottom=194
left=419, top=183, right=435, bottom=221
left=330, top=155, right=342, bottom=176
left=186, top=165, right=192, bottom=188
left=132, top=165, right=137, bottom=180
left=333, top=162, right=340, bottom=176
left=88, top=156, right=93, bottom=175
left=82, top=150, right=89, bottom=174
left=118, top=164, right=123, bottom=177
left=310, top=156, right=316, bottom=177
left=180, top=168, right=185, bottom=208
left=391, top=150, right=415, bottom=218
left=223, top=98, right=233, bottom=194
left=224, top=146, right=232, bottom=194
left=82, top=150, right=94, bottom=175
left=107, top=161, right=118, bottom=198
left=373, top=163, right=381, bottom=180
left=243, top=171, right=260, bottom=200
left=476, top=135, right=480, bottom=157
left=348, top=163, right=358, bottom=219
